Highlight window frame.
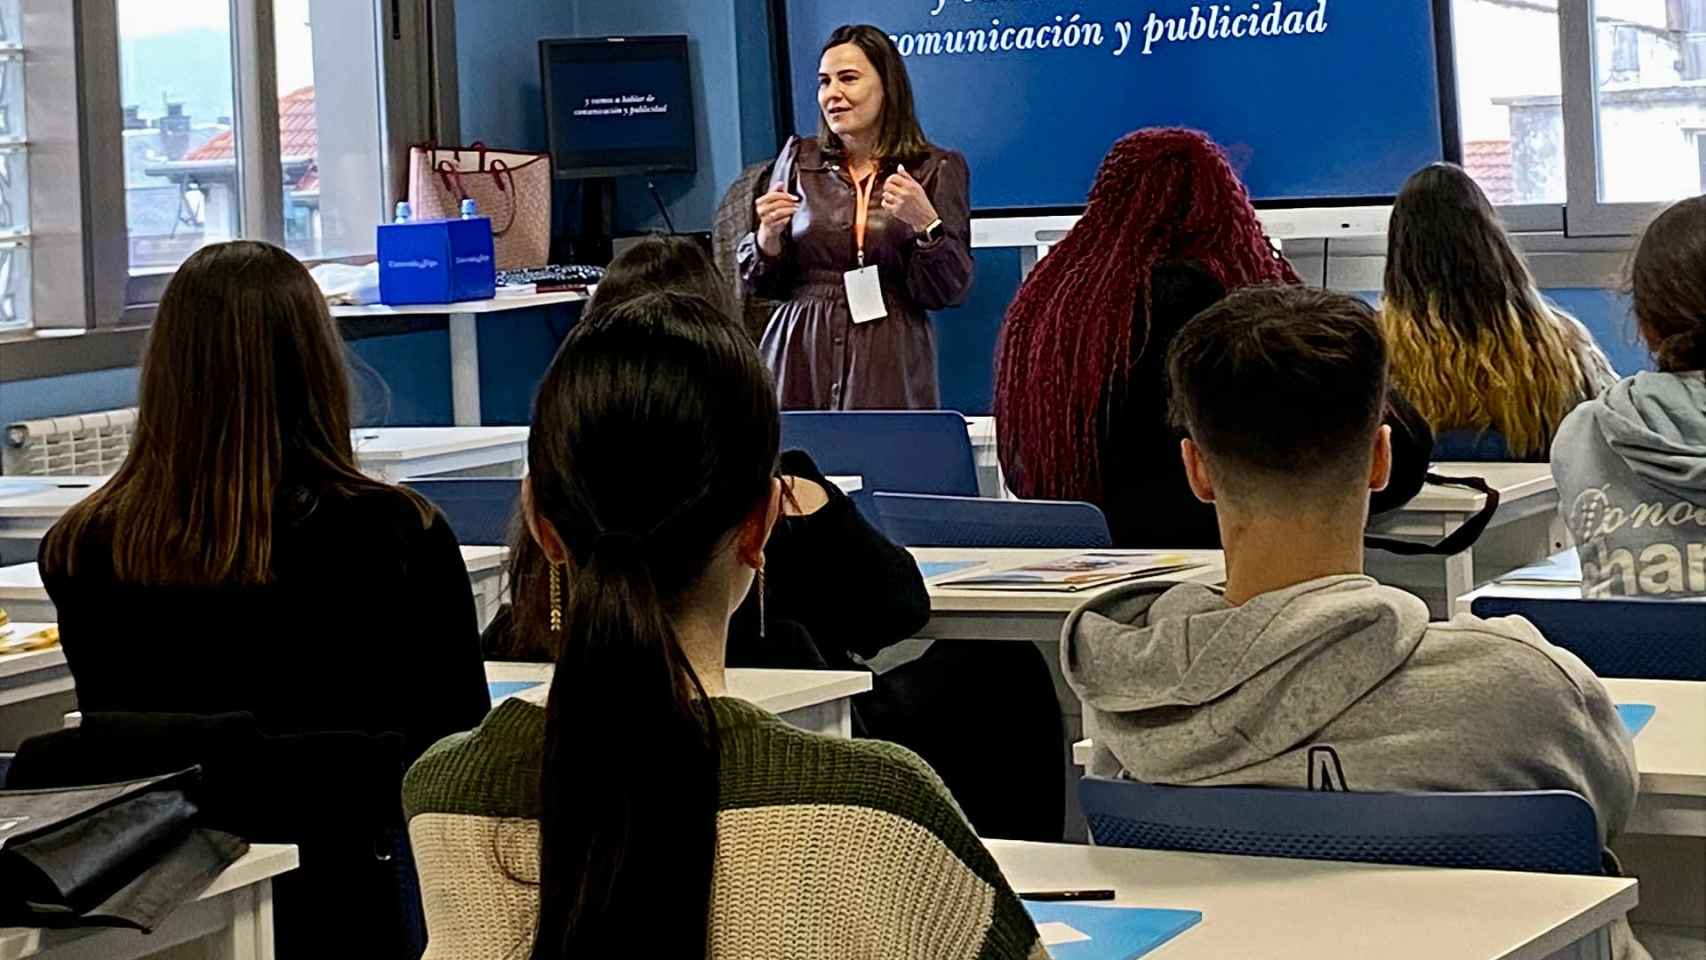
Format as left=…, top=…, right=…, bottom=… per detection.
left=1558, top=0, right=1682, bottom=237
left=0, top=0, right=459, bottom=369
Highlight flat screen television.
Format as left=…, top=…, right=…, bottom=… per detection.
left=540, top=35, right=697, bottom=180
left=771, top=0, right=1460, bottom=223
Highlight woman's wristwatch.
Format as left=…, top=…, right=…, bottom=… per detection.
left=918, top=218, right=944, bottom=245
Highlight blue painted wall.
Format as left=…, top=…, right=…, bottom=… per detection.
left=0, top=367, right=140, bottom=429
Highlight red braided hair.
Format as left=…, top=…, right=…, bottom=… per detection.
left=993, top=128, right=1300, bottom=501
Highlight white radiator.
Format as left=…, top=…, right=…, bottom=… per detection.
left=3, top=407, right=137, bottom=477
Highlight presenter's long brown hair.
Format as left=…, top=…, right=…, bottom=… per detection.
left=42, top=241, right=429, bottom=586
left=818, top=24, right=931, bottom=167
left=994, top=128, right=1299, bottom=502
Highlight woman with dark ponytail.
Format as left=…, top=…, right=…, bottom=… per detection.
left=403, top=292, right=1044, bottom=960
left=1551, top=196, right=1706, bottom=600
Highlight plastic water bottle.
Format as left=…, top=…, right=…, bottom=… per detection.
left=460, top=199, right=478, bottom=219
left=393, top=201, right=412, bottom=224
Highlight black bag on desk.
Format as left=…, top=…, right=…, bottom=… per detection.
left=0, top=767, right=248, bottom=932
left=1364, top=391, right=1501, bottom=557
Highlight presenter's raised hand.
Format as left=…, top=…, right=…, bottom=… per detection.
left=882, top=165, right=939, bottom=232
left=755, top=189, right=801, bottom=257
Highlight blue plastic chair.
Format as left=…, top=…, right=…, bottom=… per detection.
left=874, top=493, right=1113, bottom=548
left=1470, top=596, right=1706, bottom=680
left=1080, top=777, right=1604, bottom=876
left=780, top=412, right=979, bottom=497
left=1433, top=430, right=1526, bottom=462
left=402, top=478, right=521, bottom=546
left=0, top=753, right=11, bottom=789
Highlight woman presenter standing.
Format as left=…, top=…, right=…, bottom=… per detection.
left=740, top=24, right=974, bottom=410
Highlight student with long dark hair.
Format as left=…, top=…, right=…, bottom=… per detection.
left=39, top=240, right=490, bottom=955
left=1553, top=196, right=1706, bottom=599
left=741, top=24, right=975, bottom=409
left=404, top=293, right=1042, bottom=960
left=1381, top=163, right=1616, bottom=459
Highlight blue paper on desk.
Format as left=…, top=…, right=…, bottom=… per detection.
left=919, top=561, right=979, bottom=581
left=1024, top=902, right=1201, bottom=960
left=489, top=681, right=544, bottom=702
left=1618, top=703, right=1655, bottom=737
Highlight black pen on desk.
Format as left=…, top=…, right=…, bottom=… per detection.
left=1018, top=889, right=1116, bottom=902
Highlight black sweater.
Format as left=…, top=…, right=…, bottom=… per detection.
left=40, top=486, right=492, bottom=765
left=481, top=450, right=930, bottom=673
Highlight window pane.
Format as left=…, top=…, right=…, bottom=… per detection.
left=118, top=0, right=240, bottom=272
left=1593, top=0, right=1706, bottom=202
left=276, top=0, right=384, bottom=261
left=1453, top=0, right=1566, bottom=204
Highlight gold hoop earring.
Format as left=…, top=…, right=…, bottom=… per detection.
left=548, top=564, right=564, bottom=634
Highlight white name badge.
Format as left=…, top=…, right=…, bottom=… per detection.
left=844, top=265, right=887, bottom=324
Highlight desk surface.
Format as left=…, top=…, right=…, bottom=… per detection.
left=331, top=290, right=588, bottom=318
left=1, top=547, right=510, bottom=602
left=0, top=478, right=102, bottom=519
left=914, top=548, right=1226, bottom=616
left=987, top=839, right=1636, bottom=960
left=1605, top=678, right=1706, bottom=798
left=1400, top=462, right=1556, bottom=513
left=0, top=624, right=61, bottom=681
left=351, top=426, right=529, bottom=462
left=484, top=662, right=872, bottom=715
left=0, top=844, right=299, bottom=957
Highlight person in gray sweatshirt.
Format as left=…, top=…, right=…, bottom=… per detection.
left=1063, top=287, right=1645, bottom=959
left=1552, top=196, right=1706, bottom=600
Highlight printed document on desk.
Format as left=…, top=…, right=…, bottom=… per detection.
left=940, top=553, right=1205, bottom=593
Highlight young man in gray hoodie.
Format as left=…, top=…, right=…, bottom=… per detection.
left=1062, top=287, right=1645, bottom=957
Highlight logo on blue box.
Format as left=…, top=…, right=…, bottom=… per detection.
left=378, top=217, right=497, bottom=305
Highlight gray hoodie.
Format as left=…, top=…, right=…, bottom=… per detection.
left=1552, top=371, right=1706, bottom=599
left=1062, top=575, right=1638, bottom=841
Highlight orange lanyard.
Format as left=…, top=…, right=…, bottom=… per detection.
left=852, top=170, right=878, bottom=267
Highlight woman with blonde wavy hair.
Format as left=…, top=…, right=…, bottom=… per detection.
left=1380, top=163, right=1616, bottom=459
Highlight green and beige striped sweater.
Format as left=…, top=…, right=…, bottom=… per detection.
left=402, top=695, right=1047, bottom=960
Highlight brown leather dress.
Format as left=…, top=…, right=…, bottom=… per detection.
left=738, top=137, right=975, bottom=410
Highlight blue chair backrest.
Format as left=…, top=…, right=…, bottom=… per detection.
left=1470, top=596, right=1706, bottom=680
left=0, top=753, right=11, bottom=789
left=874, top=493, right=1112, bottom=548
left=1434, top=430, right=1527, bottom=462
left=402, top=478, right=521, bottom=546
left=780, top=412, right=979, bottom=497
left=1080, top=777, right=1603, bottom=876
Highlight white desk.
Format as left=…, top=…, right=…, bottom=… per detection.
left=1606, top=678, right=1706, bottom=839
left=988, top=840, right=1635, bottom=960
left=0, top=624, right=68, bottom=710
left=963, top=416, right=1007, bottom=498
left=914, top=547, right=1225, bottom=645
left=0, top=547, right=512, bottom=634
left=827, top=475, right=862, bottom=495
left=351, top=426, right=529, bottom=482
left=913, top=547, right=1225, bottom=838
left=1366, top=462, right=1565, bottom=618
left=0, top=478, right=102, bottom=543
left=0, top=430, right=528, bottom=546
left=333, top=291, right=589, bottom=426
left=483, top=662, right=872, bottom=737
left=0, top=843, right=298, bottom=960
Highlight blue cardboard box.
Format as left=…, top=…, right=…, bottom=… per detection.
left=377, top=217, right=497, bottom=305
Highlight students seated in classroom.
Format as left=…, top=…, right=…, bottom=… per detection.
left=1552, top=195, right=1706, bottom=599
left=1380, top=163, right=1617, bottom=460
left=992, top=129, right=1430, bottom=548
left=403, top=292, right=1044, bottom=960
left=1061, top=286, right=1646, bottom=959
left=33, top=240, right=491, bottom=953
left=486, top=233, right=1064, bottom=841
